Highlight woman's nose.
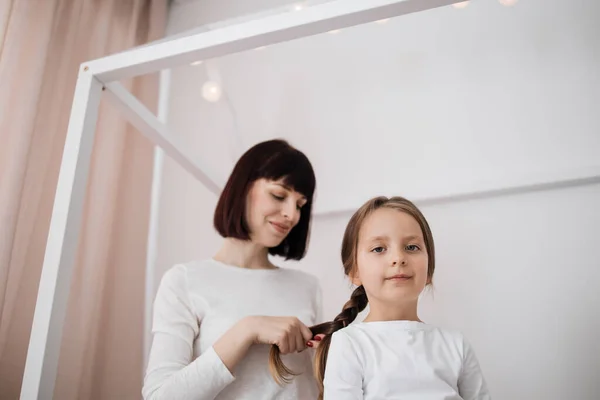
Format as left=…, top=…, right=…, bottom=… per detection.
left=281, top=200, right=296, bottom=220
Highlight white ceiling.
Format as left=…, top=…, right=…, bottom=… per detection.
left=165, top=0, right=600, bottom=213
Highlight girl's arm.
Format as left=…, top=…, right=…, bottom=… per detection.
left=142, top=265, right=244, bottom=400
left=322, top=331, right=364, bottom=400
left=457, top=337, right=492, bottom=400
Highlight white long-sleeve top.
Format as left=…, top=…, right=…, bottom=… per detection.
left=142, top=259, right=322, bottom=400
left=323, top=320, right=491, bottom=400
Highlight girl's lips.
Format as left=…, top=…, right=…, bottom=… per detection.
left=386, top=274, right=412, bottom=281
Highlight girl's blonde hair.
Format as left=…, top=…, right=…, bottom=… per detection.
left=268, top=196, right=436, bottom=398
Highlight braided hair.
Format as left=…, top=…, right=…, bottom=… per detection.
left=268, top=196, right=435, bottom=399
left=268, top=286, right=368, bottom=389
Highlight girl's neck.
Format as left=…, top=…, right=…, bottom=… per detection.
left=213, top=238, right=277, bottom=270
left=363, top=298, right=421, bottom=323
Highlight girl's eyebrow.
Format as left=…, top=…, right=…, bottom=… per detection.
left=366, top=235, right=389, bottom=242
left=366, top=234, right=423, bottom=242
left=404, top=234, right=423, bottom=241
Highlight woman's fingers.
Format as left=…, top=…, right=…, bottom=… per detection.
left=278, top=330, right=290, bottom=354
left=299, top=323, right=314, bottom=342
left=288, top=329, right=298, bottom=353
left=306, top=334, right=325, bottom=349
left=275, top=318, right=324, bottom=353
left=295, top=326, right=306, bottom=352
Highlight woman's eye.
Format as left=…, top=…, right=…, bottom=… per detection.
left=271, top=194, right=285, bottom=201
left=406, top=244, right=421, bottom=252
left=371, top=246, right=385, bottom=253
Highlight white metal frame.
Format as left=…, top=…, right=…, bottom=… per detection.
left=20, top=0, right=600, bottom=398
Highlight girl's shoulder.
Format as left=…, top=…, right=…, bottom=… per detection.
left=332, top=321, right=472, bottom=364
left=337, top=321, right=468, bottom=345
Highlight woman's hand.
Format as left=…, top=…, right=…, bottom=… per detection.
left=307, top=334, right=325, bottom=349
left=213, top=317, right=327, bottom=374
left=245, top=316, right=315, bottom=354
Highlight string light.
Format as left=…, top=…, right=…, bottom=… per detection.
left=499, top=0, right=518, bottom=6
left=375, top=18, right=390, bottom=24
left=190, top=61, right=203, bottom=66
left=452, top=1, right=469, bottom=9
left=202, top=81, right=222, bottom=102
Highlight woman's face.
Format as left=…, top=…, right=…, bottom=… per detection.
left=245, top=178, right=308, bottom=248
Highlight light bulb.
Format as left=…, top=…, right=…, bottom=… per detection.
left=255, top=46, right=267, bottom=51
left=202, top=81, right=222, bottom=102
left=452, top=1, right=469, bottom=8
left=292, top=3, right=304, bottom=11
left=375, top=18, right=390, bottom=24
left=328, top=29, right=341, bottom=34
left=499, top=0, right=518, bottom=6
left=190, top=60, right=203, bottom=66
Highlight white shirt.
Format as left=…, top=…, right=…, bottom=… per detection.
left=143, top=259, right=322, bottom=400
left=323, top=320, right=491, bottom=400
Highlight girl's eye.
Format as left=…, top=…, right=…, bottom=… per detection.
left=371, top=246, right=385, bottom=254
left=271, top=194, right=285, bottom=201
left=406, top=244, right=421, bottom=252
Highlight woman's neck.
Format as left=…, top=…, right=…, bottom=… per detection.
left=213, top=238, right=276, bottom=270
left=363, top=298, right=421, bottom=323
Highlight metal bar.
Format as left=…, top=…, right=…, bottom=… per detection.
left=103, top=82, right=222, bottom=195
left=86, top=0, right=457, bottom=82
left=20, top=69, right=103, bottom=400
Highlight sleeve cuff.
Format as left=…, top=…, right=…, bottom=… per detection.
left=200, top=346, right=236, bottom=385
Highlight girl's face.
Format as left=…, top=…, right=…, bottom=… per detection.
left=353, top=207, right=429, bottom=305
left=245, top=178, right=307, bottom=248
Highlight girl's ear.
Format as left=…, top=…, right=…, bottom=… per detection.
left=349, top=270, right=361, bottom=286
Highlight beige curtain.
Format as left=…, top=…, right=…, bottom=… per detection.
left=0, top=0, right=168, bottom=398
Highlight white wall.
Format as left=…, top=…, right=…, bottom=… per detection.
left=153, top=0, right=600, bottom=399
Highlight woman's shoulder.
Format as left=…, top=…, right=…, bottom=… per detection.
left=157, top=259, right=226, bottom=290
left=277, top=267, right=319, bottom=284
left=159, top=259, right=212, bottom=279
left=275, top=268, right=321, bottom=301
left=160, top=260, right=320, bottom=290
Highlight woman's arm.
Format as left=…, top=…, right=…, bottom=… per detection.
left=143, top=265, right=246, bottom=400
left=143, top=265, right=315, bottom=400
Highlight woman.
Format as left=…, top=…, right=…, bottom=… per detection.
left=142, top=139, right=323, bottom=400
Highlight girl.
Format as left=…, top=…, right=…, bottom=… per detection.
left=271, top=196, right=491, bottom=399
left=143, top=139, right=324, bottom=400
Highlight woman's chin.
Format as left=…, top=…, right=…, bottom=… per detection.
left=265, top=239, right=285, bottom=249
left=255, top=234, right=285, bottom=249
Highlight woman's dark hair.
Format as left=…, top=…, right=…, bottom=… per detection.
left=214, top=139, right=316, bottom=260
left=269, top=196, right=436, bottom=399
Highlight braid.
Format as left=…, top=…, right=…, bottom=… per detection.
left=268, top=285, right=369, bottom=396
